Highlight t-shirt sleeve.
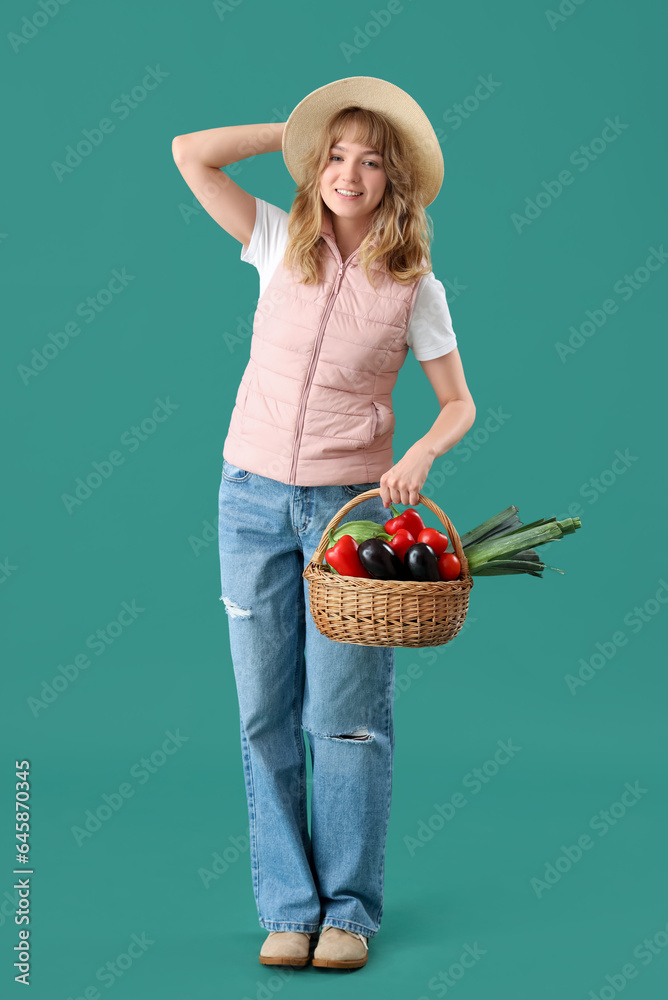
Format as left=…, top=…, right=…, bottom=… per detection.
left=407, top=272, right=458, bottom=361
left=240, top=197, right=290, bottom=298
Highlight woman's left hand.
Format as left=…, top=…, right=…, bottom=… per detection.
left=379, top=444, right=434, bottom=508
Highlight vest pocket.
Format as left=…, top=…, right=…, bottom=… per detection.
left=237, top=367, right=254, bottom=440
left=358, top=401, right=380, bottom=448
left=371, top=401, right=381, bottom=440
left=235, top=372, right=251, bottom=410
left=362, top=401, right=393, bottom=446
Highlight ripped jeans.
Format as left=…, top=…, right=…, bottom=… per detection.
left=218, top=459, right=395, bottom=940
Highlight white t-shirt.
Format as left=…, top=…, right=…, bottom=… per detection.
left=240, top=198, right=458, bottom=362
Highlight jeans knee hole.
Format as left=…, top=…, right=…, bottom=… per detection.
left=220, top=596, right=252, bottom=618
left=335, top=727, right=373, bottom=742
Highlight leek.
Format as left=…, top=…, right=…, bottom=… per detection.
left=460, top=507, right=581, bottom=577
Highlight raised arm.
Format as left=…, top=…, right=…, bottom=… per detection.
left=171, top=122, right=285, bottom=247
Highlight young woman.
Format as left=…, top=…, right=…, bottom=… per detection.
left=172, top=77, right=476, bottom=971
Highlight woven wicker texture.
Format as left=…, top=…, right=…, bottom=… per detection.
left=303, top=490, right=474, bottom=648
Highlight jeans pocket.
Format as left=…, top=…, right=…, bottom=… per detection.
left=222, top=459, right=253, bottom=483
left=342, top=480, right=381, bottom=497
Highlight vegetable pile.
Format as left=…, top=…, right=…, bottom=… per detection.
left=323, top=504, right=581, bottom=581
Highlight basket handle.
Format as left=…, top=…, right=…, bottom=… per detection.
left=309, top=489, right=471, bottom=577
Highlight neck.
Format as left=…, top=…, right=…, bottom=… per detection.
left=327, top=205, right=371, bottom=260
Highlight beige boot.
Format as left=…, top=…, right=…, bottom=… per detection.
left=259, top=930, right=314, bottom=967
left=312, top=925, right=369, bottom=969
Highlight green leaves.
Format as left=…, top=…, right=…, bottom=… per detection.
left=327, top=519, right=392, bottom=549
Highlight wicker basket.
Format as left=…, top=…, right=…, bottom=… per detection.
left=302, top=489, right=474, bottom=648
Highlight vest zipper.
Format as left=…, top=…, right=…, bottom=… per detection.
left=288, top=237, right=359, bottom=484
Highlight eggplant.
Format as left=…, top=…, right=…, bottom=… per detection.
left=404, top=542, right=440, bottom=581
left=357, top=537, right=406, bottom=580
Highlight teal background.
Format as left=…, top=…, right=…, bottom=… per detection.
left=2, top=0, right=667, bottom=997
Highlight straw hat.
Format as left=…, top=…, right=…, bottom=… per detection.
left=282, top=76, right=444, bottom=208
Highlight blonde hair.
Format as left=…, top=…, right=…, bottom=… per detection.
left=282, top=106, right=434, bottom=289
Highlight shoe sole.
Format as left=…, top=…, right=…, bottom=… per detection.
left=259, top=955, right=310, bottom=967
left=312, top=954, right=368, bottom=969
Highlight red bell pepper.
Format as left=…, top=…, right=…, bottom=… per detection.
left=385, top=508, right=425, bottom=539
left=325, top=534, right=371, bottom=578
left=388, top=528, right=415, bottom=562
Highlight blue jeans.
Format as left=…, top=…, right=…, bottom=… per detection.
left=218, top=459, right=396, bottom=940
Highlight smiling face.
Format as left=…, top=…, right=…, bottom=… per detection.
left=319, top=126, right=388, bottom=220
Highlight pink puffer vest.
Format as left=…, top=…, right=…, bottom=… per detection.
left=223, top=206, right=424, bottom=486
